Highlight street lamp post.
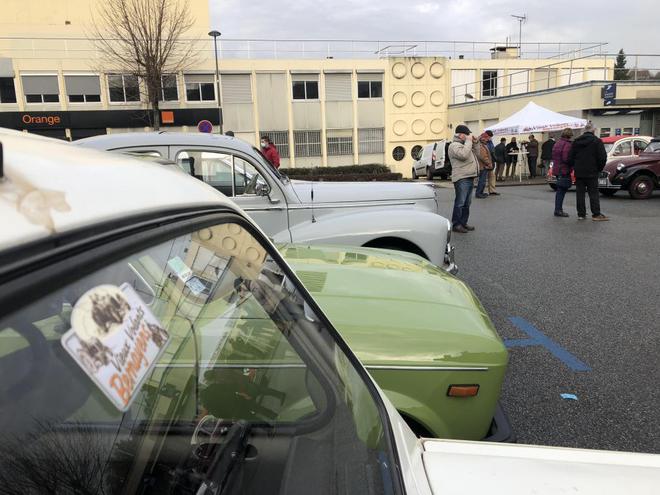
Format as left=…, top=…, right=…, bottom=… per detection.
left=208, top=30, right=223, bottom=133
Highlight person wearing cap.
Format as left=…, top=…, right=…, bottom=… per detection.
left=475, top=132, right=494, bottom=199
left=568, top=123, right=609, bottom=221
left=447, top=124, right=480, bottom=233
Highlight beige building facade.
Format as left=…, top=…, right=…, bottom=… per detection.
left=0, top=0, right=618, bottom=175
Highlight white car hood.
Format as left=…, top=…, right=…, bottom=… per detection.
left=289, top=180, right=435, bottom=204
left=422, top=439, right=660, bottom=494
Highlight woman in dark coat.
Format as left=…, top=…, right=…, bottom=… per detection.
left=552, top=128, right=574, bottom=217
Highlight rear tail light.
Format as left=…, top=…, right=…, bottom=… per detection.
left=447, top=384, right=479, bottom=397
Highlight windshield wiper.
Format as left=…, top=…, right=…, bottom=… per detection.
left=196, top=420, right=251, bottom=495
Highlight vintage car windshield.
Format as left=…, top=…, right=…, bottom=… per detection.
left=604, top=143, right=614, bottom=153
left=0, top=221, right=396, bottom=494
left=643, top=141, right=660, bottom=153
left=253, top=146, right=288, bottom=181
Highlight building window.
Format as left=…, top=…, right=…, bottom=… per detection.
left=292, top=80, right=319, bottom=100
left=392, top=146, right=406, bottom=161
left=324, top=73, right=352, bottom=101
left=184, top=74, right=215, bottom=102
left=623, top=127, right=634, bottom=135
left=357, top=80, right=382, bottom=99
left=600, top=128, right=611, bottom=138
left=0, top=77, right=16, bottom=103
left=411, top=145, right=423, bottom=160
left=160, top=74, right=178, bottom=101
left=327, top=130, right=353, bottom=156
left=294, top=130, right=322, bottom=157
left=482, top=70, right=498, bottom=98
left=65, top=75, right=101, bottom=103
left=262, top=130, right=290, bottom=158
left=21, top=75, right=59, bottom=103
left=221, top=74, right=252, bottom=104
left=358, top=128, right=384, bottom=154
left=108, top=74, right=140, bottom=103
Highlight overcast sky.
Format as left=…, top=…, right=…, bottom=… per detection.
left=209, top=0, right=657, bottom=58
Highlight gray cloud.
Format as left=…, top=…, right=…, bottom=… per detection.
left=209, top=0, right=658, bottom=62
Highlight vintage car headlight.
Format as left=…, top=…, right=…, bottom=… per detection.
left=616, top=163, right=626, bottom=172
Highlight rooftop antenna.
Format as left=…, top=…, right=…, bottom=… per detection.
left=511, top=14, right=527, bottom=58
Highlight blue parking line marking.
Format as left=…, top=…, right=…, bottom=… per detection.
left=504, top=316, right=591, bottom=372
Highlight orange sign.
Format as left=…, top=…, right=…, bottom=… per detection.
left=22, top=114, right=61, bottom=126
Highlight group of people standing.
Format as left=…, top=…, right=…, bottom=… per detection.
left=551, top=123, right=609, bottom=221
left=448, top=122, right=609, bottom=233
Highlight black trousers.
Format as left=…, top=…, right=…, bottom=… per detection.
left=575, top=177, right=601, bottom=217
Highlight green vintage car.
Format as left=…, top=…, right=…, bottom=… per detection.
left=278, top=244, right=511, bottom=441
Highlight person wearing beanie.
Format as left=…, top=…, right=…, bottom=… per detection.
left=447, top=124, right=480, bottom=233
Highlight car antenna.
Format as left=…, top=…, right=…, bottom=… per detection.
left=310, top=181, right=316, bottom=223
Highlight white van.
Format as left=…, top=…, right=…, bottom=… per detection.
left=412, top=140, right=450, bottom=180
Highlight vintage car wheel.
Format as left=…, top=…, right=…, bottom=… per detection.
left=411, top=167, right=418, bottom=180
left=628, top=175, right=654, bottom=199
left=600, top=189, right=617, bottom=197
left=426, top=167, right=433, bottom=181
left=549, top=183, right=557, bottom=191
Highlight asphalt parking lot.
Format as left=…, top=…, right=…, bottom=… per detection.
left=436, top=184, right=660, bottom=454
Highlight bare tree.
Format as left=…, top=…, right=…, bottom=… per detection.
left=89, top=0, right=197, bottom=129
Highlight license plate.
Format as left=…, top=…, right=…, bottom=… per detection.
left=598, top=178, right=607, bottom=186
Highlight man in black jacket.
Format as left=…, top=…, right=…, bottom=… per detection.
left=568, top=123, right=609, bottom=221
left=540, top=136, right=555, bottom=176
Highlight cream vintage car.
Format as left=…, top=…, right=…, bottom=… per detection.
left=1, top=130, right=659, bottom=494
left=74, top=132, right=457, bottom=273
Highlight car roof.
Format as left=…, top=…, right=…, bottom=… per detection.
left=0, top=128, right=237, bottom=252
left=74, top=131, right=257, bottom=154
left=601, top=135, right=651, bottom=144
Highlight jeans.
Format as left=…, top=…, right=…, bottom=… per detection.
left=452, top=178, right=474, bottom=227
left=575, top=177, right=601, bottom=217
left=475, top=169, right=489, bottom=196
left=528, top=155, right=538, bottom=178
left=554, top=176, right=572, bottom=213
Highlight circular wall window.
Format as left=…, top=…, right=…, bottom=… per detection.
left=411, top=145, right=423, bottom=160
left=392, top=146, right=406, bottom=161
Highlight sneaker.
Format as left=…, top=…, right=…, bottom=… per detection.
left=452, top=225, right=469, bottom=233
left=489, top=192, right=500, bottom=196
left=592, top=214, right=610, bottom=222
left=577, top=216, right=586, bottom=220
left=475, top=194, right=489, bottom=199
left=554, top=211, right=569, bottom=217
left=464, top=225, right=476, bottom=231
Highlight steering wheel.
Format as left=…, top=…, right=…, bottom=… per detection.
left=0, top=320, right=50, bottom=405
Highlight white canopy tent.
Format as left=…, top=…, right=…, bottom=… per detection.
left=485, top=102, right=588, bottom=136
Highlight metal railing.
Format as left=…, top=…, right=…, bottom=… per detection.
left=0, top=36, right=608, bottom=61
left=450, top=53, right=660, bottom=104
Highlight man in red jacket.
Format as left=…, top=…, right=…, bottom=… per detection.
left=260, top=135, right=280, bottom=169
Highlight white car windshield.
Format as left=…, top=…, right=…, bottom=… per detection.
left=0, top=220, right=397, bottom=494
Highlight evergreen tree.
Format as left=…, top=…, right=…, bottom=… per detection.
left=614, top=49, right=630, bottom=80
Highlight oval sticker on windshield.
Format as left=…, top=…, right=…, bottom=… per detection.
left=61, top=283, right=170, bottom=411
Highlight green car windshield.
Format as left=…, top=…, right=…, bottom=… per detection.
left=0, top=220, right=397, bottom=494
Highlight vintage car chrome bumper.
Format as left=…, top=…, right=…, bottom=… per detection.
left=444, top=243, right=458, bottom=275
left=598, top=172, right=621, bottom=190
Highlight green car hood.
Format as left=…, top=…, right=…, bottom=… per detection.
left=278, top=244, right=506, bottom=368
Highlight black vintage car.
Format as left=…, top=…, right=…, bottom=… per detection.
left=599, top=139, right=660, bottom=199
